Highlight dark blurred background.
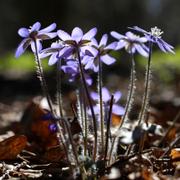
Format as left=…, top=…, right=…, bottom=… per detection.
left=0, top=0, right=180, bottom=101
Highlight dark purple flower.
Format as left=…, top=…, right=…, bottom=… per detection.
left=15, top=22, right=57, bottom=58
left=61, top=60, right=93, bottom=86
left=49, top=123, right=57, bottom=133
left=57, top=27, right=97, bottom=59
left=82, top=34, right=117, bottom=72
left=129, top=26, right=174, bottom=53
left=110, top=31, right=149, bottom=57
left=89, top=87, right=125, bottom=116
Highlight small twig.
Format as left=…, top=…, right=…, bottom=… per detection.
left=160, top=134, right=180, bottom=158
left=159, top=110, right=180, bottom=147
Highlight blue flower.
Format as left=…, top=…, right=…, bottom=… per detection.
left=110, top=31, right=149, bottom=57
left=15, top=22, right=57, bottom=58
left=39, top=41, right=64, bottom=65
left=89, top=87, right=125, bottom=116
left=57, top=27, right=97, bottom=59
left=82, top=34, right=117, bottom=72
left=61, top=60, right=93, bottom=86
left=129, top=26, right=174, bottom=53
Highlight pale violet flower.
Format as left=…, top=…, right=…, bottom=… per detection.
left=15, top=22, right=57, bottom=57
left=110, top=31, right=149, bottom=57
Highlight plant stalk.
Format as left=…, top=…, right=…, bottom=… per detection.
left=77, top=49, right=97, bottom=161
left=138, top=42, right=152, bottom=125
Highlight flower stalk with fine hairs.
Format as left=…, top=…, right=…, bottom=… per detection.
left=15, top=22, right=70, bottom=161
left=57, top=27, right=98, bottom=161
left=108, top=31, right=148, bottom=162
left=15, top=22, right=57, bottom=113
left=130, top=26, right=174, bottom=125
left=110, top=31, right=148, bottom=126
left=82, top=33, right=117, bottom=153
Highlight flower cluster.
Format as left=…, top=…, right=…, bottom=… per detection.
left=15, top=23, right=175, bottom=171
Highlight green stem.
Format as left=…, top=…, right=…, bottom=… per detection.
left=138, top=42, right=152, bottom=125
left=77, top=50, right=97, bottom=161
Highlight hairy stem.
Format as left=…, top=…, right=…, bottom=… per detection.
left=138, top=42, right=152, bottom=125
left=33, top=40, right=54, bottom=114
left=120, top=53, right=136, bottom=127
left=56, top=60, right=64, bottom=117
left=77, top=50, right=97, bottom=161
left=33, top=41, right=69, bottom=162
left=98, top=57, right=104, bottom=153
left=108, top=53, right=136, bottom=163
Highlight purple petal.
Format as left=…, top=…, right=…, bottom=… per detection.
left=48, top=53, right=59, bottom=65
left=31, top=22, right=41, bottom=31
left=158, top=39, right=174, bottom=54
left=93, top=105, right=100, bottom=115
left=129, top=26, right=148, bottom=34
left=58, top=47, right=74, bottom=58
left=15, top=38, right=31, bottom=58
left=39, top=23, right=56, bottom=33
left=111, top=31, right=125, bottom=40
left=82, top=46, right=98, bottom=57
left=99, top=34, right=108, bottom=47
left=105, top=42, right=117, bottom=50
left=37, top=32, right=57, bottom=40
left=84, top=58, right=95, bottom=70
left=18, top=28, right=29, bottom=38
left=39, top=52, right=51, bottom=59
left=85, top=75, right=93, bottom=86
left=30, top=40, right=42, bottom=53
left=113, top=91, right=122, bottom=103
left=82, top=27, right=97, bottom=40
left=57, top=30, right=72, bottom=41
left=134, top=44, right=149, bottom=57
left=139, top=37, right=148, bottom=43
left=71, top=27, right=83, bottom=42
left=102, top=87, right=111, bottom=102
left=90, top=92, right=99, bottom=101
left=112, top=104, right=125, bottom=115
left=91, top=38, right=98, bottom=47
left=116, top=41, right=126, bottom=50
left=100, top=55, right=116, bottom=65
left=125, top=31, right=136, bottom=40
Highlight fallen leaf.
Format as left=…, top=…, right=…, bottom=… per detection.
left=0, top=135, right=27, bottom=160
left=42, top=145, right=66, bottom=162
left=170, top=148, right=180, bottom=161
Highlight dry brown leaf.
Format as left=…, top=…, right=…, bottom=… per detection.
left=170, top=148, right=180, bottom=161
left=0, top=135, right=27, bottom=160
left=42, top=146, right=66, bottom=162
left=111, top=114, right=122, bottom=127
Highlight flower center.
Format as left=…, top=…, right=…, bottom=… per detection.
left=150, top=26, right=163, bottom=38
left=29, top=31, right=38, bottom=39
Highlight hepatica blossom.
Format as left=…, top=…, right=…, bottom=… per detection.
left=61, top=60, right=93, bottom=86
left=110, top=31, right=149, bottom=57
left=57, top=27, right=97, bottom=58
left=90, top=87, right=125, bottom=116
left=15, top=22, right=57, bottom=58
left=40, top=41, right=64, bottom=65
left=130, top=26, right=174, bottom=53
left=82, top=34, right=117, bottom=72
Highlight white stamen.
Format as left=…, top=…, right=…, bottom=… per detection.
left=150, top=26, right=163, bottom=38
